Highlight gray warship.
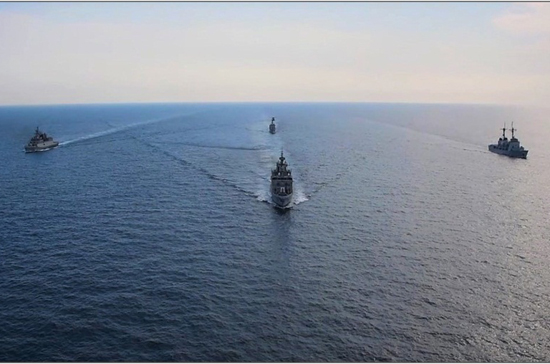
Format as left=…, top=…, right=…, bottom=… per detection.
left=269, top=117, right=276, bottom=134
left=271, top=151, right=293, bottom=208
left=25, top=127, right=59, bottom=153
left=488, top=122, right=528, bottom=159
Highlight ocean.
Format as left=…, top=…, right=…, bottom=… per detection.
left=1, top=102, right=549, bottom=361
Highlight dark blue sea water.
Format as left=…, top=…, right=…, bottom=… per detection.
left=1, top=102, right=549, bottom=362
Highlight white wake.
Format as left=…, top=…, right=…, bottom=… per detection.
left=59, top=114, right=185, bottom=147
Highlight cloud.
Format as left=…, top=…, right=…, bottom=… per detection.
left=493, top=3, right=550, bottom=35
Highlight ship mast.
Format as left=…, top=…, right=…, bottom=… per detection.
left=501, top=123, right=506, bottom=138
left=510, top=122, right=515, bottom=139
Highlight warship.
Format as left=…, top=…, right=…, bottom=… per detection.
left=25, top=127, right=59, bottom=153
left=271, top=151, right=293, bottom=208
left=269, top=117, right=276, bottom=134
left=488, top=122, right=528, bottom=159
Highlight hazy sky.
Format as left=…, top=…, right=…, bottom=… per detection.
left=1, top=2, right=549, bottom=106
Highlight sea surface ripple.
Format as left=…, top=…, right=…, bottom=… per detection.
left=1, top=102, right=549, bottom=361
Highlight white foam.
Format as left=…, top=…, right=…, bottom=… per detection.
left=59, top=128, right=121, bottom=146
left=255, top=184, right=271, bottom=203
left=292, top=186, right=309, bottom=205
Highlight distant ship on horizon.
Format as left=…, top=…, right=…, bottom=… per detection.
left=269, top=117, right=276, bottom=134
left=488, top=122, right=528, bottom=159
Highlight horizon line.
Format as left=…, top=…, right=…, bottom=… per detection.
left=0, top=100, right=530, bottom=108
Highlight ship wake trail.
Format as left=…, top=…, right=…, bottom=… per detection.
left=162, top=141, right=269, bottom=151
left=138, top=139, right=260, bottom=199
left=58, top=113, right=192, bottom=147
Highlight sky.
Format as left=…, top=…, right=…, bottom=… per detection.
left=1, top=2, right=550, bottom=106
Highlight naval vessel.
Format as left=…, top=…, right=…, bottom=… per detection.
left=271, top=151, right=293, bottom=208
left=269, top=117, right=276, bottom=134
left=25, top=127, right=59, bottom=153
left=488, top=122, right=528, bottom=159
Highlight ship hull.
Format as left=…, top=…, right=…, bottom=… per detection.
left=25, top=141, right=59, bottom=153
left=488, top=144, right=528, bottom=159
left=271, top=193, right=292, bottom=208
